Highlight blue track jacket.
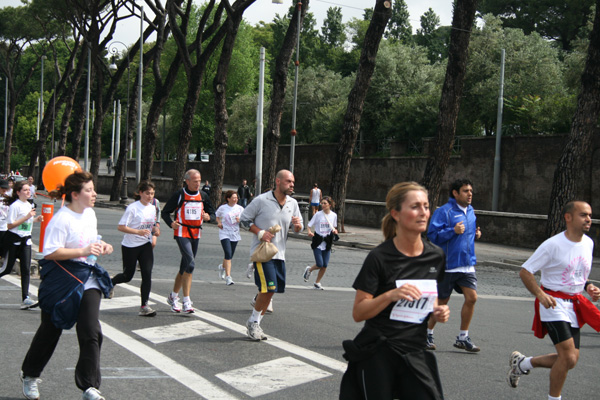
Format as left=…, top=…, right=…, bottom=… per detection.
left=427, top=198, right=477, bottom=270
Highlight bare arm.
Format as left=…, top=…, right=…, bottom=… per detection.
left=352, top=284, right=423, bottom=322
left=519, top=268, right=556, bottom=309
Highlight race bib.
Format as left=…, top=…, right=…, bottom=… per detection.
left=390, top=279, right=437, bottom=324
left=229, top=211, right=240, bottom=224
left=18, top=220, right=33, bottom=234
left=185, top=203, right=202, bottom=221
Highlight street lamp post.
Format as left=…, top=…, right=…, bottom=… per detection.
left=109, top=41, right=131, bottom=173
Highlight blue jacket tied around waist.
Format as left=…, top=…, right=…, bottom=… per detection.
left=38, top=258, right=113, bottom=329
left=427, top=198, right=477, bottom=270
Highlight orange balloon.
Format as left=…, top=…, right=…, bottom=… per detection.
left=42, top=156, right=82, bottom=192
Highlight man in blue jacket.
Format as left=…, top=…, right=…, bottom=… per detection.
left=426, top=179, right=482, bottom=352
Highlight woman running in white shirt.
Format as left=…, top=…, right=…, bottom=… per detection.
left=216, top=190, right=244, bottom=286
left=20, top=170, right=113, bottom=400
left=0, top=180, right=43, bottom=309
left=303, top=196, right=338, bottom=290
left=111, top=181, right=160, bottom=316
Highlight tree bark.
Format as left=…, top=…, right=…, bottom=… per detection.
left=211, top=12, right=245, bottom=208
left=261, top=0, right=309, bottom=192
left=329, top=0, right=392, bottom=231
left=420, top=0, right=478, bottom=207
left=546, top=0, right=600, bottom=236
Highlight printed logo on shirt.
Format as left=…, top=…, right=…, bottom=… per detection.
left=429, top=267, right=437, bottom=274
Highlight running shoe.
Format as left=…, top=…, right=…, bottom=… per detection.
left=246, top=320, right=267, bottom=341
left=426, top=333, right=436, bottom=350
left=453, top=336, right=480, bottom=352
left=167, top=293, right=181, bottom=313
left=246, top=262, right=254, bottom=279
left=21, top=297, right=38, bottom=310
left=303, top=266, right=312, bottom=282
left=218, top=264, right=226, bottom=280
left=21, top=371, right=41, bottom=400
left=107, top=286, right=114, bottom=299
left=138, top=305, right=157, bottom=317
left=313, top=282, right=323, bottom=290
left=82, top=387, right=105, bottom=400
left=183, top=300, right=194, bottom=314
left=507, top=351, right=529, bottom=388
left=225, top=276, right=235, bottom=286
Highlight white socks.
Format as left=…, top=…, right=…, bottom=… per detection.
left=459, top=330, right=468, bottom=339
left=427, top=329, right=434, bottom=335
left=183, top=296, right=191, bottom=303
left=520, top=357, right=533, bottom=372
left=548, top=396, right=561, bottom=400
left=250, top=309, right=262, bottom=323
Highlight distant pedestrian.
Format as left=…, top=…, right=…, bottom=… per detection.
left=111, top=181, right=160, bottom=317
left=0, top=179, right=10, bottom=256
left=303, top=196, right=337, bottom=290
left=216, top=190, right=244, bottom=286
left=27, top=176, right=37, bottom=205
left=106, top=156, right=113, bottom=174
left=340, top=182, right=448, bottom=400
left=0, top=180, right=43, bottom=309
left=237, top=179, right=251, bottom=208
left=20, top=171, right=113, bottom=400
left=309, top=183, right=322, bottom=217
left=201, top=180, right=211, bottom=196
left=426, top=178, right=482, bottom=352
left=507, top=200, right=600, bottom=400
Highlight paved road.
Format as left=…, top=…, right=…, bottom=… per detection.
left=1, top=205, right=599, bottom=399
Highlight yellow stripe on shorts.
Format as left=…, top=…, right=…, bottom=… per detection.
left=255, top=262, right=268, bottom=293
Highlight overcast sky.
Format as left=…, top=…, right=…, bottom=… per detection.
left=1, top=0, right=454, bottom=45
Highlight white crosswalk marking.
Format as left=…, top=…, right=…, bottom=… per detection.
left=133, top=320, right=223, bottom=344
left=216, top=357, right=332, bottom=397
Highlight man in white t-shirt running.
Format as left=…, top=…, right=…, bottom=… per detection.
left=508, top=200, right=600, bottom=400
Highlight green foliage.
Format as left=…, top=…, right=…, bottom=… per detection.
left=321, top=7, right=346, bottom=48
left=386, top=0, right=412, bottom=45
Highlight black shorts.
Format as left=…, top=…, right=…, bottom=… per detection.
left=544, top=320, right=580, bottom=348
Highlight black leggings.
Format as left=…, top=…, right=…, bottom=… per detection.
left=0, top=238, right=31, bottom=301
left=22, top=289, right=103, bottom=391
left=112, top=242, right=153, bottom=306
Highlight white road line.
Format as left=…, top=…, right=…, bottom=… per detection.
left=3, top=275, right=239, bottom=400
left=120, top=283, right=349, bottom=373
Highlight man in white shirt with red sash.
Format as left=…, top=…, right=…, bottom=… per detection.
left=508, top=201, right=600, bottom=400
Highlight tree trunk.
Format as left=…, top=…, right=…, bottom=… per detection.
left=420, top=0, right=478, bottom=207
left=211, top=13, right=244, bottom=207
left=261, top=0, right=309, bottom=192
left=329, top=0, right=392, bottom=231
left=546, top=0, right=600, bottom=236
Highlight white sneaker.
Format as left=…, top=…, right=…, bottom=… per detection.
left=507, top=351, right=529, bottom=388
left=218, top=264, right=226, bottom=280
left=21, top=297, right=38, bottom=310
left=303, top=266, right=312, bottom=282
left=183, top=300, right=194, bottom=314
left=82, top=387, right=105, bottom=400
left=167, top=293, right=181, bottom=313
left=246, top=263, right=254, bottom=279
left=246, top=320, right=267, bottom=341
left=225, top=276, right=234, bottom=286
left=313, top=282, right=323, bottom=290
left=21, top=371, right=41, bottom=400
left=138, top=305, right=157, bottom=317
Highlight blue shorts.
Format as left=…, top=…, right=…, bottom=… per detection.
left=311, top=202, right=319, bottom=207
left=254, top=259, right=285, bottom=293
left=220, top=239, right=238, bottom=260
left=437, top=271, right=477, bottom=299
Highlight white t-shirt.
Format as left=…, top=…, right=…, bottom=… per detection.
left=119, top=200, right=158, bottom=248
left=522, top=231, right=594, bottom=326
left=308, top=210, right=337, bottom=250
left=43, top=206, right=100, bottom=290
left=28, top=184, right=36, bottom=199
left=216, top=203, right=244, bottom=241
left=7, top=199, right=34, bottom=238
left=0, top=197, right=9, bottom=231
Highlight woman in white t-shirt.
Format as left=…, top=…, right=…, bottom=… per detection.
left=303, top=196, right=337, bottom=290
left=111, top=181, right=160, bottom=317
left=21, top=171, right=113, bottom=400
left=216, top=190, right=244, bottom=286
left=0, top=180, right=43, bottom=308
